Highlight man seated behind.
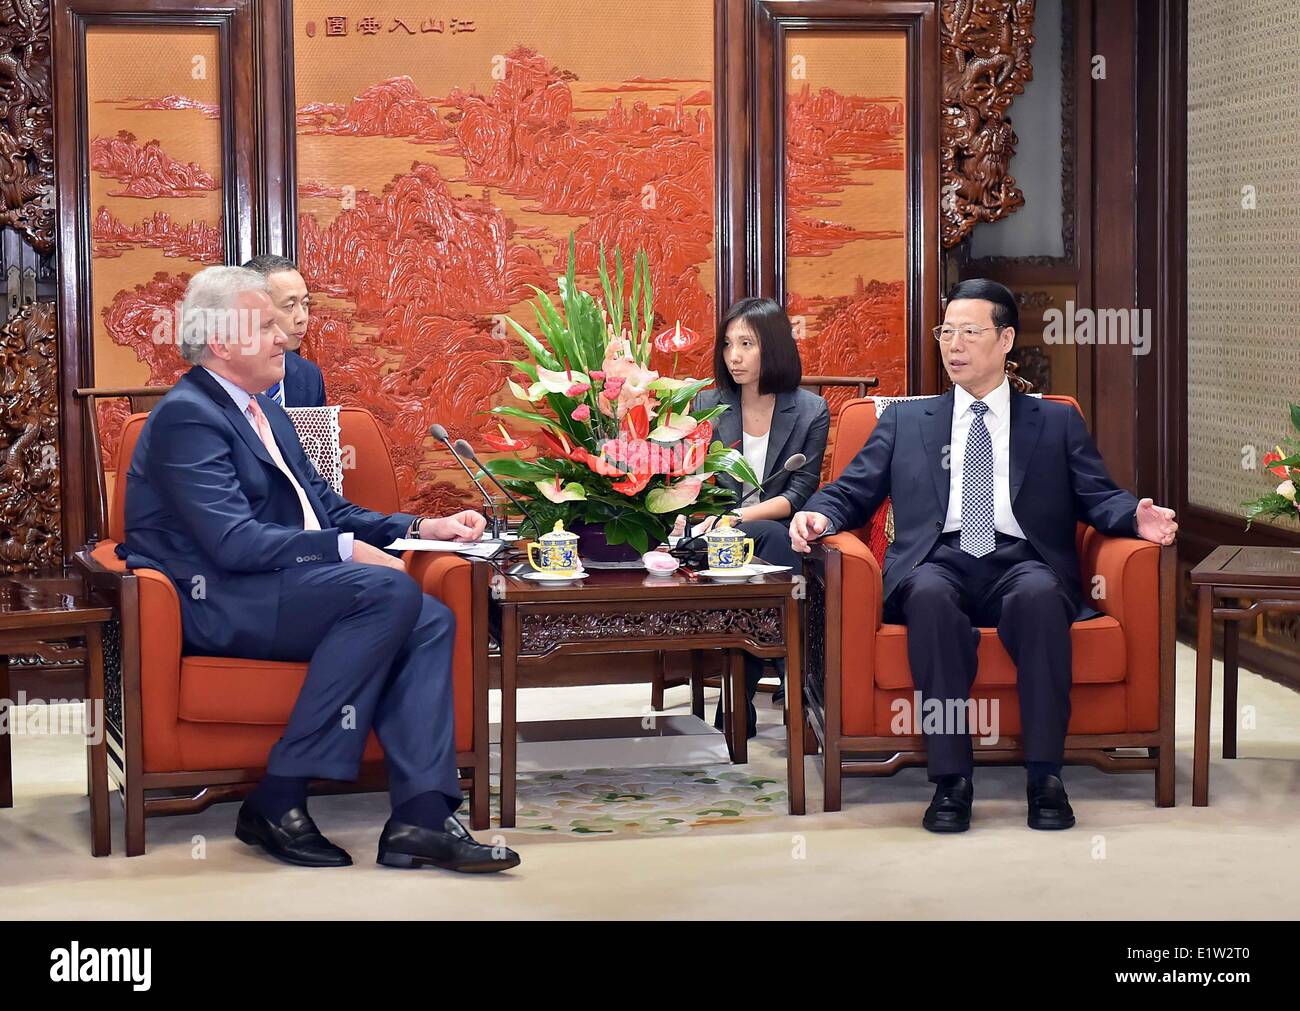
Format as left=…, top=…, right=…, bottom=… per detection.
left=791, top=279, right=1177, bottom=834
left=240, top=254, right=326, bottom=407
left=120, top=265, right=518, bottom=873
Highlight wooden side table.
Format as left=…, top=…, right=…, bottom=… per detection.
left=489, top=560, right=803, bottom=828
left=0, top=572, right=114, bottom=855
left=1190, top=546, right=1300, bottom=806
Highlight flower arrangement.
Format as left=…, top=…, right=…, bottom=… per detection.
left=483, top=237, right=759, bottom=555
left=1244, top=405, right=1300, bottom=527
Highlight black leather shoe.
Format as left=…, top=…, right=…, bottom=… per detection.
left=377, top=816, right=521, bottom=873
left=922, top=776, right=973, bottom=833
left=1027, top=775, right=1076, bottom=830
left=235, top=802, right=352, bottom=867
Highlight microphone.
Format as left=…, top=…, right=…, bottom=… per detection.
left=455, top=439, right=542, bottom=539
left=430, top=424, right=501, bottom=538
left=678, top=453, right=809, bottom=553
left=735, top=452, right=808, bottom=508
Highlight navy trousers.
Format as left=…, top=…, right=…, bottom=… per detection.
left=883, top=532, right=1075, bottom=780
left=185, top=562, right=463, bottom=810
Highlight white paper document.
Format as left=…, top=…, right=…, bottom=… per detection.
left=385, top=538, right=510, bottom=559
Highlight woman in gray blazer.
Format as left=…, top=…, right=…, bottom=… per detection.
left=692, top=298, right=830, bottom=731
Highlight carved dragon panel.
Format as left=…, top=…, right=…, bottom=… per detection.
left=941, top=0, right=1036, bottom=248
left=0, top=0, right=53, bottom=254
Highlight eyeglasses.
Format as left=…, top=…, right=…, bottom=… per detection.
left=932, top=325, right=1004, bottom=343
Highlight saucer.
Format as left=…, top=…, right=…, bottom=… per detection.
left=697, top=565, right=759, bottom=582
left=520, top=568, right=587, bottom=583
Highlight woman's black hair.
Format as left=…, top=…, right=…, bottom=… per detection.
left=714, top=297, right=802, bottom=395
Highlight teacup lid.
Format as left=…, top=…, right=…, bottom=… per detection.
left=542, top=519, right=578, bottom=542
left=706, top=514, right=743, bottom=539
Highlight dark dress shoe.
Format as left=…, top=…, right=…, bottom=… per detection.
left=1027, top=775, right=1076, bottom=830
left=377, top=816, right=521, bottom=873
left=922, top=776, right=973, bottom=833
left=235, top=802, right=352, bottom=867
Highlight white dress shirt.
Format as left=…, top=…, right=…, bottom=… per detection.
left=203, top=368, right=353, bottom=560
left=942, top=377, right=1026, bottom=539
left=741, top=428, right=769, bottom=505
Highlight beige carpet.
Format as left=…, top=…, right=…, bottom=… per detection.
left=1, top=641, right=1297, bottom=920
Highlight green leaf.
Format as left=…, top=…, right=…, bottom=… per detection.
left=488, top=404, right=566, bottom=431
left=1290, top=404, right=1300, bottom=434
left=503, top=315, right=559, bottom=370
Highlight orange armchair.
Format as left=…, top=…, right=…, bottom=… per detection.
left=801, top=396, right=1176, bottom=811
left=75, top=406, right=490, bottom=856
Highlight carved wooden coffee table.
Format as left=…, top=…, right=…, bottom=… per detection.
left=488, top=560, right=804, bottom=827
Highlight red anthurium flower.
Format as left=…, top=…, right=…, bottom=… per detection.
left=621, top=402, right=651, bottom=440
left=482, top=424, right=531, bottom=453
left=1263, top=447, right=1289, bottom=479
left=581, top=451, right=627, bottom=478
left=685, top=419, right=712, bottom=447
left=654, top=321, right=703, bottom=355
left=539, top=428, right=584, bottom=461
left=664, top=438, right=707, bottom=476
left=611, top=468, right=652, bottom=496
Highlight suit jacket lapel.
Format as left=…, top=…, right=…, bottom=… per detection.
left=1009, top=391, right=1044, bottom=502
left=920, top=388, right=956, bottom=518
left=761, top=389, right=799, bottom=480
left=185, top=367, right=279, bottom=473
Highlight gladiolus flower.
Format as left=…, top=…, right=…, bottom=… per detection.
left=571, top=404, right=591, bottom=422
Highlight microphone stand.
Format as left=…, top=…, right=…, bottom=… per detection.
left=455, top=439, right=543, bottom=541
left=430, top=425, right=502, bottom=538
left=675, top=453, right=808, bottom=559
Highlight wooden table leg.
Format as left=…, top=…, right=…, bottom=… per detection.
left=726, top=649, right=747, bottom=764
left=0, top=653, right=11, bottom=809
left=1193, top=586, right=1214, bottom=806
left=784, top=597, right=805, bottom=815
left=85, top=626, right=110, bottom=857
left=689, top=650, right=705, bottom=721
left=499, top=605, right=518, bottom=829
left=1222, top=617, right=1239, bottom=760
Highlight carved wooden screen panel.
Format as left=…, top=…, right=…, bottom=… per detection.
left=84, top=26, right=225, bottom=485
left=290, top=0, right=717, bottom=516
left=783, top=31, right=908, bottom=400
left=750, top=0, right=940, bottom=400
left=0, top=2, right=59, bottom=571
left=53, top=0, right=256, bottom=553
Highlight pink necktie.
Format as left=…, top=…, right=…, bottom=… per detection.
left=246, top=398, right=321, bottom=531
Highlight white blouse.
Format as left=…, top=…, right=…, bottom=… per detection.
left=741, top=429, right=770, bottom=505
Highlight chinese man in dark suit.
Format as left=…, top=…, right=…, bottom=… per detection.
left=792, top=279, right=1177, bottom=833
left=242, top=254, right=327, bottom=407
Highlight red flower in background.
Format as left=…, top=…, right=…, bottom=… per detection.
left=654, top=321, right=702, bottom=355
left=1263, top=448, right=1290, bottom=479
left=482, top=424, right=531, bottom=453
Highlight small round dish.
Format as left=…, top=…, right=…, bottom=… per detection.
left=696, top=565, right=759, bottom=582
left=519, top=569, right=588, bottom=583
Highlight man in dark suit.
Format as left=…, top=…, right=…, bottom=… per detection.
left=242, top=254, right=327, bottom=407
left=121, top=265, right=519, bottom=872
left=791, top=279, right=1177, bottom=833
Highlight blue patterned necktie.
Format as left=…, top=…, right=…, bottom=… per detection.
left=960, top=400, right=996, bottom=557
left=265, top=381, right=285, bottom=406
